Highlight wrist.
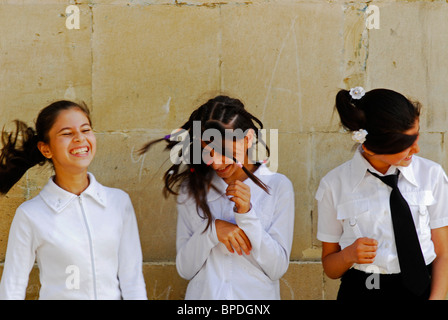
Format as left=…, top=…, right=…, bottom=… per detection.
left=233, top=203, right=252, bottom=214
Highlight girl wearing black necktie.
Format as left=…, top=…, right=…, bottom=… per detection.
left=316, top=87, right=448, bottom=300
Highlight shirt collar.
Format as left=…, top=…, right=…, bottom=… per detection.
left=207, top=163, right=271, bottom=202
left=350, top=147, right=419, bottom=192
left=39, top=172, right=107, bottom=213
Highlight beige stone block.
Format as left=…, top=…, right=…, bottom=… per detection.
left=91, top=4, right=221, bottom=132
left=144, top=262, right=188, bottom=300
left=417, top=132, right=444, bottom=166
left=0, top=3, right=92, bottom=124
left=280, top=262, right=323, bottom=300
left=275, top=133, right=313, bottom=260
left=366, top=2, right=448, bottom=132
left=220, top=2, right=344, bottom=133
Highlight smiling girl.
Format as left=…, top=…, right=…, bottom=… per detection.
left=316, top=88, right=448, bottom=300
left=139, top=95, right=294, bottom=299
left=0, top=100, right=147, bottom=299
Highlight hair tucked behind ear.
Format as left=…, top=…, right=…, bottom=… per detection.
left=0, top=100, right=91, bottom=195
left=139, top=95, right=270, bottom=231
left=335, top=88, right=421, bottom=154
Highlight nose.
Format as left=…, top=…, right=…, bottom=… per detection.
left=73, top=131, right=85, bottom=143
left=412, top=142, right=420, bottom=154
left=411, top=137, right=420, bottom=154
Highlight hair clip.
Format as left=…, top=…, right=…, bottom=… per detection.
left=349, top=86, right=366, bottom=100
left=352, top=129, right=368, bottom=144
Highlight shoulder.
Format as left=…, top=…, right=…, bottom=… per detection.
left=321, top=160, right=352, bottom=183
left=262, top=170, right=293, bottom=193
left=256, top=166, right=294, bottom=200
left=89, top=173, right=132, bottom=204
left=411, top=156, right=447, bottom=182
left=102, top=185, right=130, bottom=199
left=315, top=160, right=353, bottom=201
left=176, top=180, right=196, bottom=207
left=17, top=195, right=46, bottom=215
left=412, top=155, right=444, bottom=172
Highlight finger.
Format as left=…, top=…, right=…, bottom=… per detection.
left=233, top=180, right=251, bottom=193
left=234, top=233, right=251, bottom=255
left=227, top=190, right=250, bottom=204
left=361, top=243, right=378, bottom=252
left=223, top=240, right=234, bottom=254
left=229, top=196, right=251, bottom=213
left=238, top=230, right=252, bottom=251
left=229, top=236, right=243, bottom=255
left=361, top=238, right=378, bottom=246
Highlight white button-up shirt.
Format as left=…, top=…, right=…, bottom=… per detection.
left=316, top=148, right=448, bottom=274
left=0, top=173, right=147, bottom=300
left=176, top=164, right=295, bottom=299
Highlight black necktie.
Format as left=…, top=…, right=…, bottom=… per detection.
left=368, top=170, right=430, bottom=296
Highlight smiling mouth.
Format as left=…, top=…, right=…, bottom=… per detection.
left=70, top=146, right=89, bottom=155
left=216, top=164, right=231, bottom=173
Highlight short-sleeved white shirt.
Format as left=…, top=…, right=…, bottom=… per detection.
left=316, top=148, right=448, bottom=274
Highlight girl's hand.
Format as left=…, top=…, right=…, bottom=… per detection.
left=226, top=180, right=251, bottom=214
left=344, top=237, right=378, bottom=264
left=215, top=219, right=252, bottom=255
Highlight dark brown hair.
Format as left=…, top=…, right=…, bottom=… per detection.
left=335, top=88, right=421, bottom=154
left=0, top=100, right=91, bottom=194
left=139, top=95, right=270, bottom=230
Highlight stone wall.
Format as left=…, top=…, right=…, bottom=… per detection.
left=1, top=0, right=447, bottom=299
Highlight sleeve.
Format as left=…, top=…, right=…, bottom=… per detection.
left=428, top=165, right=448, bottom=229
left=117, top=194, right=147, bottom=300
left=234, top=177, right=295, bottom=281
left=315, top=178, right=343, bottom=243
left=0, top=207, right=36, bottom=300
left=175, top=193, right=220, bottom=280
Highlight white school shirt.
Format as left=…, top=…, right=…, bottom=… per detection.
left=0, top=173, right=147, bottom=300
left=316, top=148, right=448, bottom=274
left=176, top=164, right=295, bottom=300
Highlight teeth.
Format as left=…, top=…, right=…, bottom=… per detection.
left=71, top=147, right=88, bottom=155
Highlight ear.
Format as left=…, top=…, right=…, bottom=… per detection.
left=244, top=129, right=255, bottom=149
left=37, top=141, right=53, bottom=159
left=361, top=144, right=375, bottom=156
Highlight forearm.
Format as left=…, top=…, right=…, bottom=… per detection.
left=176, top=221, right=219, bottom=280
left=235, top=208, right=293, bottom=281
left=322, top=247, right=354, bottom=279
left=429, top=255, right=448, bottom=300
left=429, top=226, right=448, bottom=300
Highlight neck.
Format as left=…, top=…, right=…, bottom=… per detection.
left=361, top=150, right=390, bottom=175
left=53, top=170, right=90, bottom=196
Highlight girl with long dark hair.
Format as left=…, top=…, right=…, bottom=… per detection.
left=139, top=95, right=294, bottom=299
left=0, top=100, right=147, bottom=299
